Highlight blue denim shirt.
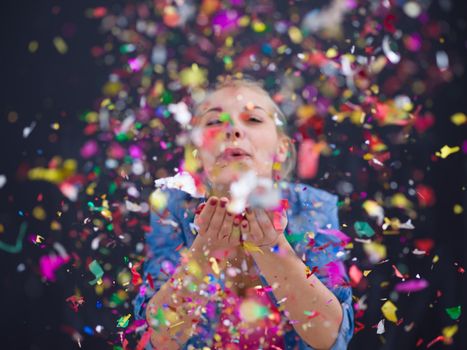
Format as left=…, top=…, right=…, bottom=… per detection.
left=134, top=181, right=354, bottom=349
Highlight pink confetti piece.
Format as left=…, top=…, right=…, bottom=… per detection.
left=395, top=279, right=429, bottom=293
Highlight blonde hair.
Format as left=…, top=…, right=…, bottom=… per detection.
left=188, top=74, right=297, bottom=181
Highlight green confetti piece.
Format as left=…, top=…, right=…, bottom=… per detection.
left=115, top=132, right=129, bottom=142
left=119, top=44, right=135, bottom=54
left=0, top=222, right=27, bottom=254
left=155, top=307, right=166, bottom=327
left=110, top=292, right=125, bottom=306
left=108, top=182, right=117, bottom=194
left=116, top=314, right=131, bottom=328
left=354, top=221, right=375, bottom=238
left=88, top=260, right=104, bottom=285
left=285, top=233, right=306, bottom=244
left=219, top=112, right=232, bottom=124
left=445, top=306, right=461, bottom=320
left=160, top=90, right=173, bottom=105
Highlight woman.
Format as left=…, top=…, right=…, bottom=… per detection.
left=134, top=77, right=354, bottom=349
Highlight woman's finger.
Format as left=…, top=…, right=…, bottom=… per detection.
left=220, top=204, right=234, bottom=240
left=255, top=209, right=276, bottom=241
left=196, top=197, right=218, bottom=234
left=240, top=217, right=249, bottom=243
left=229, top=214, right=242, bottom=246
left=245, top=207, right=263, bottom=242
left=206, top=197, right=227, bottom=238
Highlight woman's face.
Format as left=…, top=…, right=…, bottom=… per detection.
left=192, top=86, right=288, bottom=187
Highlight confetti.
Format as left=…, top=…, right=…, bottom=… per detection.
left=353, top=221, right=375, bottom=238
left=88, top=260, right=104, bottom=285
left=445, top=306, right=461, bottom=320
left=381, top=300, right=398, bottom=323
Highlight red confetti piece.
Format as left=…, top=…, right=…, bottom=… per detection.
left=147, top=273, right=155, bottom=290
left=131, top=263, right=143, bottom=286
left=392, top=264, right=405, bottom=279
left=354, top=321, right=365, bottom=334
left=136, top=328, right=152, bottom=350
left=426, top=335, right=444, bottom=348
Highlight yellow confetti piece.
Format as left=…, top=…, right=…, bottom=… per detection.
left=169, top=320, right=185, bottom=331
left=100, top=209, right=112, bottom=220
left=390, top=193, right=413, bottom=209
left=149, top=189, right=168, bottom=213
left=179, top=64, right=207, bottom=87
left=238, top=15, right=250, bottom=27
left=432, top=254, right=439, bottom=264
left=242, top=241, right=264, bottom=254
left=442, top=324, right=458, bottom=339
left=272, top=162, right=282, bottom=171
left=363, top=270, right=372, bottom=277
left=363, top=242, right=387, bottom=263
left=209, top=257, right=220, bottom=275
left=362, top=200, right=384, bottom=219
left=28, top=40, right=39, bottom=53
left=184, top=144, right=202, bottom=173
left=225, top=36, right=234, bottom=47
left=187, top=259, right=203, bottom=280
left=288, top=26, right=303, bottom=44
left=326, top=47, right=338, bottom=58
left=50, top=220, right=61, bottom=230
left=252, top=20, right=266, bottom=33
left=435, top=145, right=460, bottom=159
left=53, top=36, right=68, bottom=54
left=102, top=81, right=123, bottom=97
left=117, top=314, right=131, bottom=327
left=453, top=204, right=463, bottom=215
left=450, top=112, right=466, bottom=125
left=32, top=206, right=47, bottom=220
left=381, top=300, right=398, bottom=323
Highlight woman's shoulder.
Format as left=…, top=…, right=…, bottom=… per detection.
left=280, top=181, right=338, bottom=215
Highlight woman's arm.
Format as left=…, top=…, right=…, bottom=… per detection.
left=250, top=235, right=343, bottom=350
left=146, top=241, right=215, bottom=348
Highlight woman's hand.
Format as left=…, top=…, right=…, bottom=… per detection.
left=191, top=196, right=242, bottom=260
left=240, top=207, right=288, bottom=249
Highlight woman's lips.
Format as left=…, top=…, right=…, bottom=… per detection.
left=220, top=153, right=251, bottom=161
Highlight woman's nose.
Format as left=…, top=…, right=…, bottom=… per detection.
left=225, top=125, right=243, bottom=140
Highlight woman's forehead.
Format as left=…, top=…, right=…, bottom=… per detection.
left=198, top=86, right=273, bottom=111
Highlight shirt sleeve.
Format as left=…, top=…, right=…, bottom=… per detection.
left=133, top=188, right=187, bottom=321
left=304, top=193, right=354, bottom=350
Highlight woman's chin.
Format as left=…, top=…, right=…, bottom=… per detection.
left=217, top=164, right=254, bottom=181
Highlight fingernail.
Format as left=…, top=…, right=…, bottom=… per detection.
left=245, top=207, right=251, bottom=214
left=210, top=198, right=218, bottom=206
left=241, top=221, right=247, bottom=228
left=220, top=200, right=227, bottom=208
left=233, top=217, right=240, bottom=225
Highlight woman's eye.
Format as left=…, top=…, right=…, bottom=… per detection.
left=205, top=116, right=262, bottom=126
left=206, top=119, right=221, bottom=126
left=249, top=116, right=262, bottom=123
